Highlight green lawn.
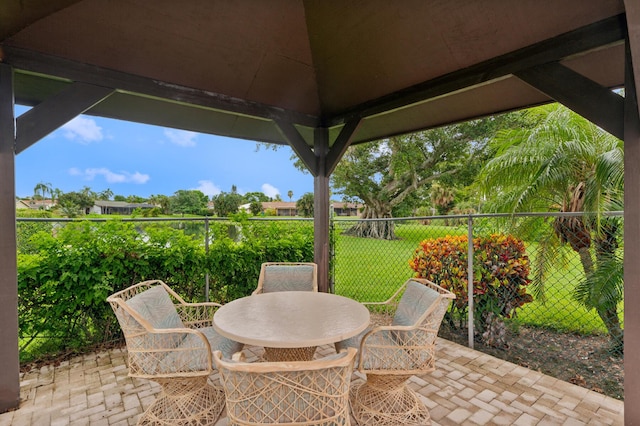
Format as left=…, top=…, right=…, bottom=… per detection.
left=333, top=221, right=467, bottom=301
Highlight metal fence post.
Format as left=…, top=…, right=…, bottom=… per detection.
left=329, top=217, right=335, bottom=294
left=467, top=215, right=474, bottom=349
left=204, top=216, right=210, bottom=302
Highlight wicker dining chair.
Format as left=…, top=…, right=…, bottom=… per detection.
left=252, top=262, right=318, bottom=294
left=335, top=278, right=455, bottom=426
left=213, top=347, right=357, bottom=425
left=107, top=280, right=243, bottom=426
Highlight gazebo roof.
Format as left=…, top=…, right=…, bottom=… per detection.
left=0, top=0, right=626, bottom=148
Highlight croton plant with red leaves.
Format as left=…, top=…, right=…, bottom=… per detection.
left=409, top=234, right=533, bottom=322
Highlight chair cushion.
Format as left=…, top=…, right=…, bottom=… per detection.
left=336, top=328, right=413, bottom=370
left=262, top=265, right=315, bottom=292
left=160, top=326, right=244, bottom=373
left=198, top=326, right=244, bottom=359
left=392, top=280, right=440, bottom=326
left=126, top=285, right=184, bottom=330
left=334, top=330, right=366, bottom=353
left=337, top=280, right=441, bottom=371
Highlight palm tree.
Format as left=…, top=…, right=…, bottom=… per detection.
left=98, top=188, right=113, bottom=200
left=51, top=188, right=62, bottom=205
left=33, top=181, right=52, bottom=200
left=296, top=192, right=314, bottom=217
left=477, top=104, right=624, bottom=352
left=287, top=190, right=293, bottom=201
left=430, top=182, right=455, bottom=215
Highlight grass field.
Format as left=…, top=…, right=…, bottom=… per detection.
left=332, top=220, right=621, bottom=336
left=333, top=221, right=466, bottom=301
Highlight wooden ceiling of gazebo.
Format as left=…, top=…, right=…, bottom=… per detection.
left=0, top=0, right=627, bottom=147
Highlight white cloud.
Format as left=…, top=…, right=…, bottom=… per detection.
left=193, top=180, right=221, bottom=197
left=62, top=117, right=104, bottom=143
left=129, top=172, right=151, bottom=184
left=261, top=183, right=280, bottom=198
left=69, top=167, right=150, bottom=184
left=164, top=129, right=198, bottom=147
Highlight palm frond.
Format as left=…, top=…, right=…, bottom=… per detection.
left=574, top=252, right=623, bottom=311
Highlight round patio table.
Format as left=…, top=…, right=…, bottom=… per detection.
left=213, top=291, right=370, bottom=361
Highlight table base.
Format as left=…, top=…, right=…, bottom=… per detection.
left=139, top=376, right=225, bottom=426
left=350, top=374, right=431, bottom=425
left=263, top=346, right=317, bottom=362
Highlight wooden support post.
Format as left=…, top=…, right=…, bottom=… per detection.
left=624, top=1, right=640, bottom=420
left=0, top=64, right=19, bottom=413
left=314, top=128, right=330, bottom=293
left=277, top=118, right=361, bottom=293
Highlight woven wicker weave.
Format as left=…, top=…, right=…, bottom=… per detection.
left=214, top=347, right=356, bottom=425
left=107, top=280, right=243, bottom=425
left=252, top=262, right=318, bottom=295
left=335, top=278, right=455, bottom=426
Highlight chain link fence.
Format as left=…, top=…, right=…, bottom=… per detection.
left=16, top=213, right=624, bottom=397
left=331, top=212, right=624, bottom=398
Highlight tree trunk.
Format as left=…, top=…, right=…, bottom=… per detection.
left=577, top=246, right=594, bottom=277
left=593, top=219, right=623, bottom=352
left=344, top=205, right=396, bottom=239
left=555, top=217, right=624, bottom=349
left=480, top=312, right=507, bottom=348
left=568, top=218, right=623, bottom=352
left=596, top=306, right=624, bottom=354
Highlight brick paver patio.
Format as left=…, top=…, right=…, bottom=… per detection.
left=0, top=338, right=623, bottom=425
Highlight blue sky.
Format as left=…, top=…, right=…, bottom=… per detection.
left=15, top=105, right=314, bottom=201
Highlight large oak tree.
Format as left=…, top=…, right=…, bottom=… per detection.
left=333, top=114, right=526, bottom=239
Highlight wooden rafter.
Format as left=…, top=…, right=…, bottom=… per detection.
left=16, top=82, right=114, bottom=154
left=326, top=14, right=626, bottom=127
left=326, top=118, right=362, bottom=175
left=274, top=119, right=317, bottom=176
left=515, top=62, right=624, bottom=140
left=3, top=46, right=320, bottom=129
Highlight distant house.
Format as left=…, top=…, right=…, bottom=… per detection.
left=261, top=201, right=298, bottom=216
left=25, top=199, right=56, bottom=210
left=88, top=200, right=155, bottom=215
left=15, top=200, right=31, bottom=210
left=332, top=202, right=360, bottom=217
left=242, top=201, right=362, bottom=217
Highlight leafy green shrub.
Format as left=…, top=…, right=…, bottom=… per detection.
left=141, top=224, right=207, bottom=300
left=18, top=221, right=141, bottom=361
left=409, top=234, right=533, bottom=346
left=17, top=220, right=207, bottom=362
left=16, top=209, right=53, bottom=218
left=208, top=219, right=314, bottom=301
left=16, top=217, right=314, bottom=362
left=16, top=213, right=54, bottom=254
